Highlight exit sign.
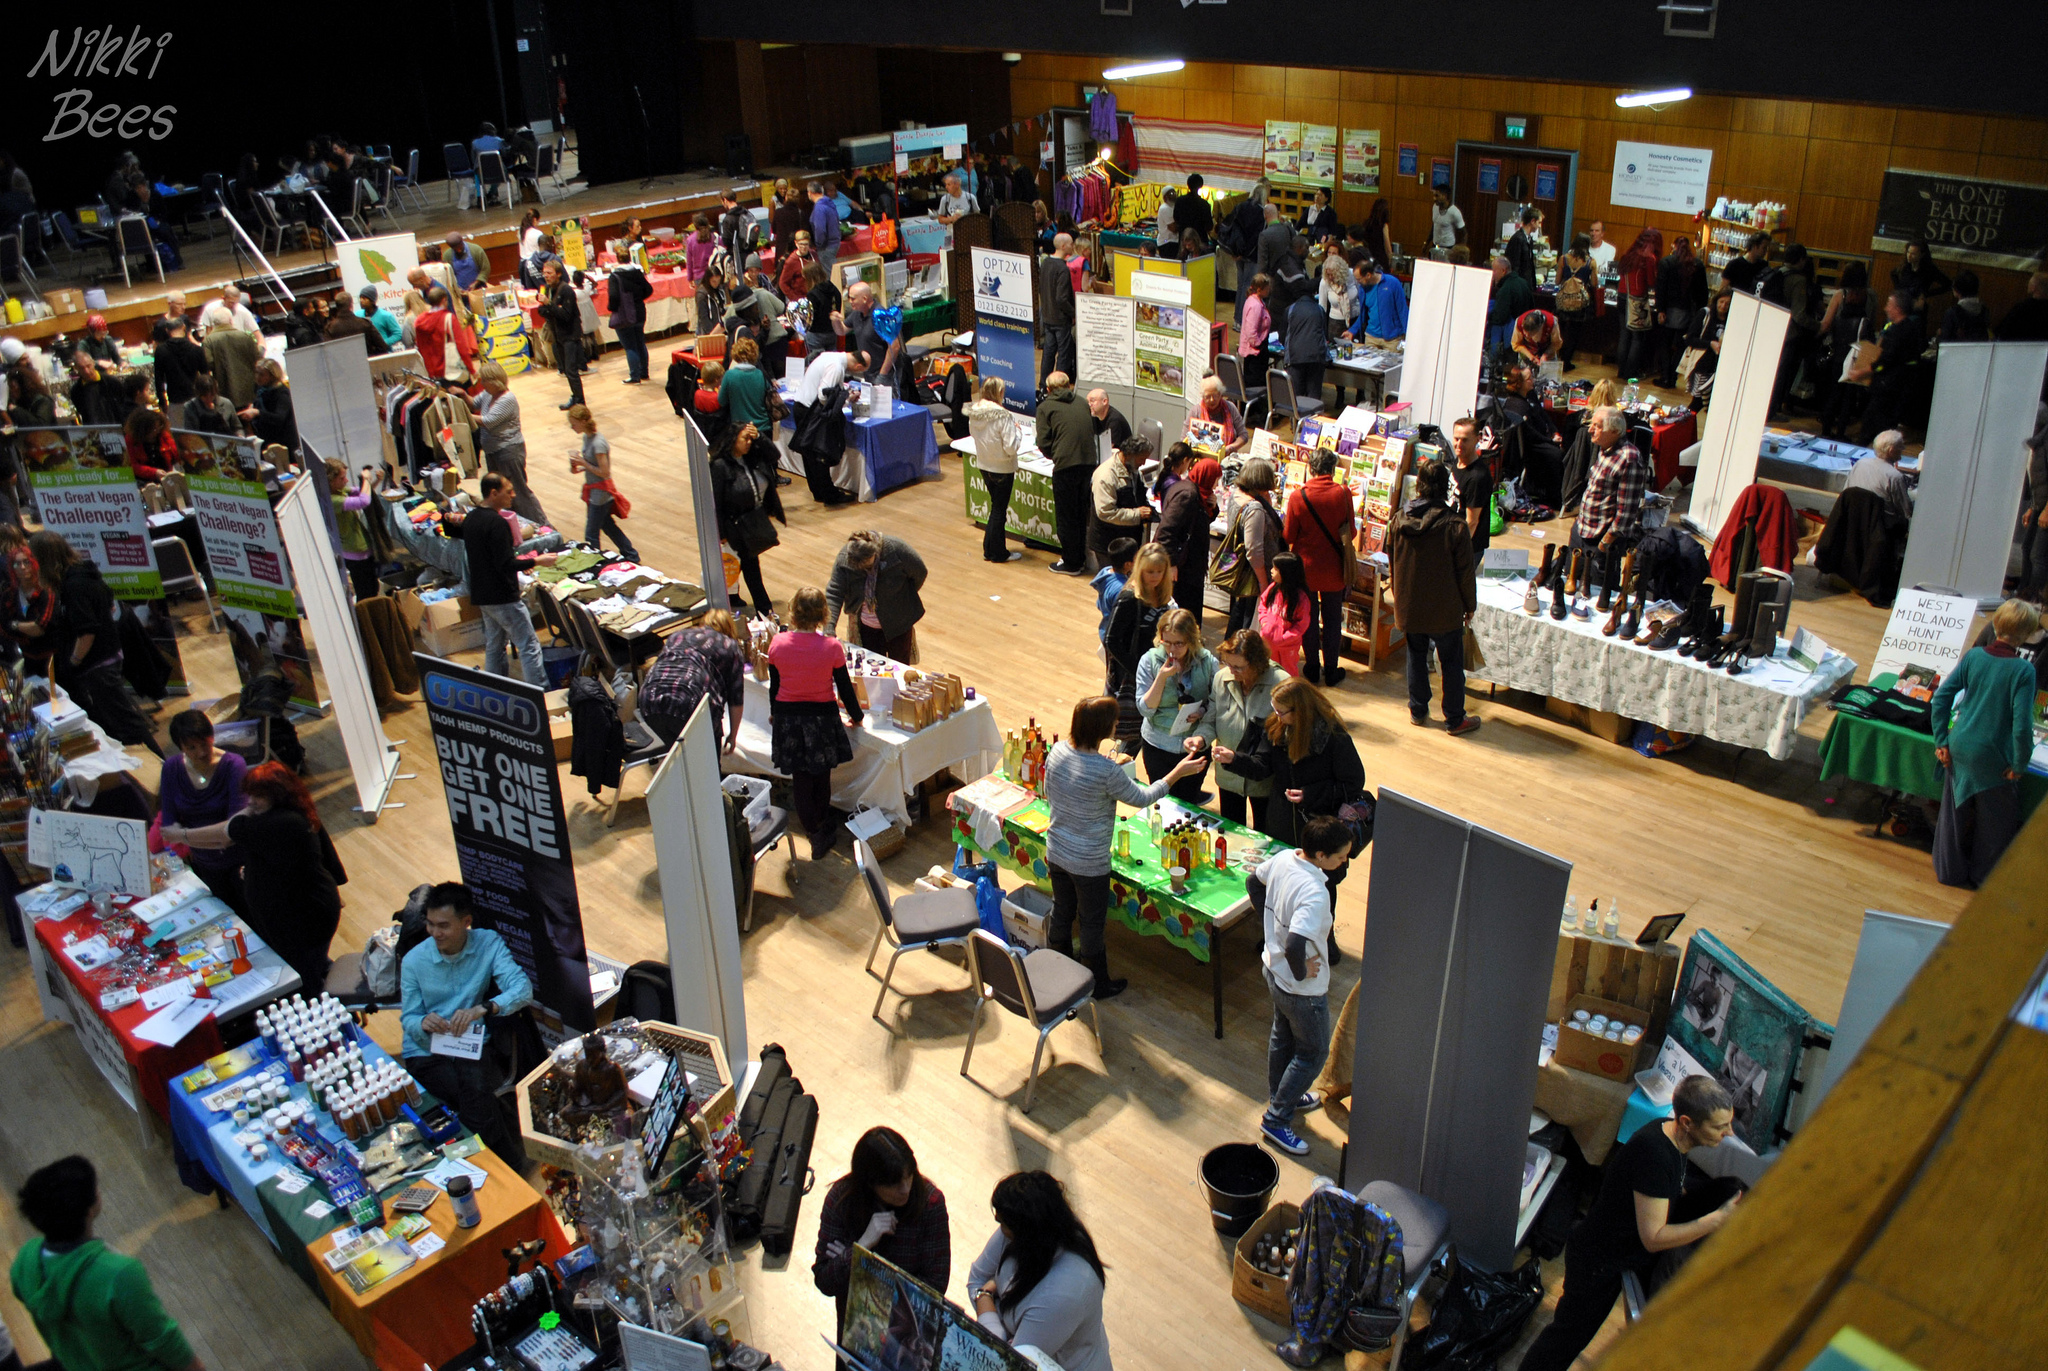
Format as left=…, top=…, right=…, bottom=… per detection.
left=1497, top=113, right=1539, bottom=144
left=1505, top=118, right=1528, bottom=139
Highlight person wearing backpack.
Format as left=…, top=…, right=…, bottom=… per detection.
left=1554, top=235, right=1598, bottom=372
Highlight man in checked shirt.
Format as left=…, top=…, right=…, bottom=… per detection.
left=1573, top=407, right=1649, bottom=554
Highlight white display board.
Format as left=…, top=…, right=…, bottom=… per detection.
left=274, top=475, right=405, bottom=818
left=335, top=231, right=420, bottom=315
left=1611, top=141, right=1715, bottom=215
left=1688, top=291, right=1790, bottom=540
left=1402, top=259, right=1490, bottom=432
left=1899, top=340, right=2048, bottom=604
left=1809, top=910, right=1947, bottom=1111
left=969, top=246, right=1032, bottom=323
left=681, top=414, right=727, bottom=611
left=27, top=810, right=151, bottom=895
left=1183, top=308, right=1211, bottom=400
left=1868, top=588, right=1978, bottom=684
left=1075, top=294, right=1136, bottom=390
left=282, top=334, right=384, bottom=475
left=645, top=699, right=748, bottom=1066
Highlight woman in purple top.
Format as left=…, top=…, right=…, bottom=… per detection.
left=685, top=214, right=716, bottom=282
left=156, top=710, right=248, bottom=913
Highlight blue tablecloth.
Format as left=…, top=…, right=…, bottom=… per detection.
left=164, top=1032, right=400, bottom=1249
left=776, top=393, right=942, bottom=502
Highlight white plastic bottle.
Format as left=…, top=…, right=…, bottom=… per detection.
left=1580, top=898, right=1599, bottom=933
left=1560, top=897, right=1578, bottom=933
left=1603, top=900, right=1620, bottom=938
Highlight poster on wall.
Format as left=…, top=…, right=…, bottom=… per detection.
left=1664, top=930, right=1826, bottom=1154
left=1074, top=293, right=1136, bottom=390
left=1341, top=129, right=1382, bottom=194
left=416, top=655, right=596, bottom=1034
left=26, top=466, right=160, bottom=601
left=1396, top=142, right=1419, bottom=178
left=1431, top=158, right=1452, bottom=190
left=1264, top=121, right=1303, bottom=184
left=1535, top=164, right=1560, bottom=201
left=1872, top=168, right=2048, bottom=272
left=336, top=232, right=421, bottom=315
left=1611, top=140, right=1715, bottom=215
left=1299, top=125, right=1337, bottom=188
left=1130, top=272, right=1194, bottom=397
left=555, top=218, right=589, bottom=272
left=1477, top=158, right=1502, bottom=194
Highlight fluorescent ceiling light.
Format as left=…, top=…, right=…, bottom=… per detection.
left=1615, top=87, right=1692, bottom=108
left=1103, top=59, right=1185, bottom=80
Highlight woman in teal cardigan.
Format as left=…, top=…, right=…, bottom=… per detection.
left=1931, top=599, right=2042, bottom=888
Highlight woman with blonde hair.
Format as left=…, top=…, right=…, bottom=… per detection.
left=1213, top=676, right=1364, bottom=849
left=1106, top=543, right=1173, bottom=743
left=325, top=458, right=379, bottom=600
left=640, top=607, right=748, bottom=749
left=244, top=358, right=298, bottom=453
left=718, top=335, right=772, bottom=431
left=398, top=289, right=430, bottom=348
left=965, top=376, right=1024, bottom=562
left=1136, top=607, right=1219, bottom=802
left=1931, top=598, right=2042, bottom=887
left=565, top=404, right=636, bottom=559
left=768, top=586, right=864, bottom=859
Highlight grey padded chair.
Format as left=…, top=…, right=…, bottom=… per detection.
left=1266, top=367, right=1323, bottom=432
left=856, top=835, right=980, bottom=1020
left=961, top=928, right=1102, bottom=1114
left=1216, top=350, right=1266, bottom=422
left=1358, top=1180, right=1456, bottom=1371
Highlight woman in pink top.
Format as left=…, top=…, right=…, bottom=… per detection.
left=685, top=213, right=717, bottom=282
left=1239, top=272, right=1273, bottom=390
left=768, top=586, right=865, bottom=860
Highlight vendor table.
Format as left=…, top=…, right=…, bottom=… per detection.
left=1644, top=412, right=1697, bottom=490
left=731, top=665, right=1001, bottom=829
left=591, top=269, right=697, bottom=342
left=1466, top=575, right=1857, bottom=761
left=899, top=296, right=958, bottom=340
left=774, top=386, right=942, bottom=503
left=1327, top=349, right=1403, bottom=411
left=953, top=440, right=1061, bottom=550
left=950, top=785, right=1258, bottom=1039
left=312, top=1146, right=570, bottom=1366
left=23, top=893, right=301, bottom=1136
left=1817, top=672, right=2048, bottom=821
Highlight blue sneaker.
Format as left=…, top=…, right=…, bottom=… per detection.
left=1297, top=1091, right=1322, bottom=1113
left=1261, top=1120, right=1310, bottom=1155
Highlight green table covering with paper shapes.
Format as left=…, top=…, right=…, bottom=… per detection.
left=951, top=796, right=1259, bottom=963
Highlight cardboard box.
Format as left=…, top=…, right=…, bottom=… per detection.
left=1000, top=886, right=1053, bottom=950
left=545, top=688, right=573, bottom=762
left=1231, top=1202, right=1300, bottom=1325
left=1554, top=993, right=1652, bottom=1082
left=1544, top=697, right=1635, bottom=745
left=1549, top=933, right=1680, bottom=1047
left=48, top=289, right=81, bottom=315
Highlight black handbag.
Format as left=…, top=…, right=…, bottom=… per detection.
left=1336, top=788, right=1377, bottom=858
left=1338, top=1304, right=1403, bottom=1353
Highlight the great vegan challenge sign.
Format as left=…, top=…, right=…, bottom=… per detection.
left=1873, top=168, right=2048, bottom=273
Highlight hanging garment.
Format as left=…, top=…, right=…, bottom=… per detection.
left=1090, top=88, right=1120, bottom=144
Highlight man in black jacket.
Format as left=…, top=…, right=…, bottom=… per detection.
left=1848, top=290, right=1925, bottom=439
left=1087, top=388, right=1131, bottom=464
left=152, top=317, right=209, bottom=408
left=1036, top=374, right=1094, bottom=575
left=538, top=258, right=586, bottom=409
left=460, top=474, right=558, bottom=683
left=1223, top=185, right=1271, bottom=324
left=1037, top=235, right=1079, bottom=391
left=1172, top=174, right=1212, bottom=248
left=1505, top=206, right=1543, bottom=290
left=1285, top=293, right=1328, bottom=410
left=1388, top=458, right=1479, bottom=735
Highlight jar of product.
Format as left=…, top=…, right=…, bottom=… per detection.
left=447, top=1174, right=481, bottom=1228
left=1621, top=1026, right=1643, bottom=1044
left=1571, top=1010, right=1591, bottom=1025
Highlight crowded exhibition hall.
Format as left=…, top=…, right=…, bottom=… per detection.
left=3, top=4, right=2046, bottom=1370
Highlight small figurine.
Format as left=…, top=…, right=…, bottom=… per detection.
left=561, top=1035, right=632, bottom=1132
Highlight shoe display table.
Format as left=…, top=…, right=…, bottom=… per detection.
left=951, top=781, right=1259, bottom=1039
left=1465, top=575, right=1856, bottom=760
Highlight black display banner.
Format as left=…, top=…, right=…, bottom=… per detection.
left=1872, top=168, right=2048, bottom=273
left=416, top=655, right=594, bottom=1032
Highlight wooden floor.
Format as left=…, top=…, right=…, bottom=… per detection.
left=0, top=350, right=1972, bottom=1371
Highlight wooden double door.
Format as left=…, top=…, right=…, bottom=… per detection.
left=1452, top=142, right=1576, bottom=257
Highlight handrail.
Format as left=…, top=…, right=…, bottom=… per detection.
left=214, top=192, right=294, bottom=307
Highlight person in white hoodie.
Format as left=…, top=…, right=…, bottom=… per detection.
left=1249, top=814, right=1354, bottom=1157
left=966, top=376, right=1026, bottom=563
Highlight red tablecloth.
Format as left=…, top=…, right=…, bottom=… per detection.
left=35, top=908, right=226, bottom=1118
left=591, top=268, right=694, bottom=316
left=1648, top=412, right=1697, bottom=489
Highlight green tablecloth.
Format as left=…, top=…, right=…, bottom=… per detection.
left=962, top=453, right=1061, bottom=551
left=900, top=296, right=958, bottom=341
left=950, top=794, right=1257, bottom=962
left=1099, top=231, right=1156, bottom=254
left=1819, top=673, right=2048, bottom=815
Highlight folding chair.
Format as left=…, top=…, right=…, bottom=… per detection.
left=17, top=214, right=51, bottom=273
left=443, top=143, right=476, bottom=206
left=1216, top=351, right=1267, bottom=424
left=521, top=145, right=558, bottom=206
left=153, top=537, right=218, bottom=632
left=531, top=585, right=572, bottom=645
left=856, top=836, right=980, bottom=1020
left=252, top=193, right=286, bottom=254
left=552, top=134, right=570, bottom=189
left=475, top=151, right=509, bottom=212
left=49, top=210, right=105, bottom=263
left=369, top=166, right=399, bottom=225
left=392, top=150, right=429, bottom=214
left=1355, top=1181, right=1457, bottom=1371
left=113, top=215, right=163, bottom=288
left=1266, top=368, right=1323, bottom=433
left=0, top=234, right=40, bottom=308
left=563, top=598, right=626, bottom=678
left=341, top=178, right=371, bottom=238
left=960, top=928, right=1103, bottom=1113
left=195, top=174, right=226, bottom=240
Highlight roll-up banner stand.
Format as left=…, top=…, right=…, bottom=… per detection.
left=187, top=466, right=328, bottom=714
left=971, top=246, right=1037, bottom=416
left=415, top=654, right=595, bottom=1034
left=1687, top=292, right=1789, bottom=542
left=681, top=413, right=728, bottom=612
left=645, top=698, right=748, bottom=1065
left=1402, top=260, right=1490, bottom=433
left=273, top=473, right=407, bottom=818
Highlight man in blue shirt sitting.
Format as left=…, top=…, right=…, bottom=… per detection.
left=1349, top=261, right=1409, bottom=341
left=400, top=882, right=534, bottom=1171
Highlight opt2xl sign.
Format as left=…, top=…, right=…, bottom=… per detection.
left=417, top=656, right=594, bottom=1032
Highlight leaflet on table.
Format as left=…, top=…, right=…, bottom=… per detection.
left=133, top=994, right=216, bottom=1048
left=430, top=1023, right=487, bottom=1059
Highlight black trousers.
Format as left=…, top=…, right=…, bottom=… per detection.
left=68, top=660, right=161, bottom=756
left=1218, top=787, right=1269, bottom=832
left=1142, top=739, right=1206, bottom=804
left=1302, top=589, right=1346, bottom=681
left=345, top=555, right=379, bottom=601
left=792, top=770, right=836, bottom=851
left=1289, top=363, right=1325, bottom=413
left=983, top=471, right=1015, bottom=560
left=1052, top=465, right=1092, bottom=570
left=1227, top=593, right=1259, bottom=635
left=733, top=547, right=772, bottom=613
left=406, top=1053, right=529, bottom=1173
left=615, top=322, right=649, bottom=381
left=554, top=331, right=586, bottom=404
left=1558, top=314, right=1589, bottom=368
left=1517, top=1242, right=1632, bottom=1371
left=1047, top=861, right=1114, bottom=988
left=857, top=622, right=917, bottom=664
left=799, top=444, right=843, bottom=505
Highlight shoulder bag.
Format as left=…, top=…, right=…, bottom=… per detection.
left=1208, top=500, right=1260, bottom=598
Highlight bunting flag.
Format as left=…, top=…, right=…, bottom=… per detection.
left=1130, top=117, right=1263, bottom=191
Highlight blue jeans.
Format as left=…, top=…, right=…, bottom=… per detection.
left=582, top=492, right=638, bottom=558
left=1405, top=626, right=1466, bottom=725
left=616, top=323, right=649, bottom=381
left=1264, top=970, right=1331, bottom=1129
left=479, top=601, right=545, bottom=684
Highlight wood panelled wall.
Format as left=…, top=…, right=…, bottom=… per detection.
left=1011, top=55, right=2048, bottom=316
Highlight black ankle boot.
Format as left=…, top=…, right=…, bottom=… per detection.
left=1087, top=950, right=1129, bottom=1000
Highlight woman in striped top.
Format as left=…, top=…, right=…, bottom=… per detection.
left=1045, top=696, right=1209, bottom=1000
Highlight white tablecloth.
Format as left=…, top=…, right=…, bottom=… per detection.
left=729, top=670, right=1002, bottom=827
left=1466, top=576, right=1856, bottom=760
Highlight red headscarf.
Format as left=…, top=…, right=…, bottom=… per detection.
left=1189, top=458, right=1223, bottom=514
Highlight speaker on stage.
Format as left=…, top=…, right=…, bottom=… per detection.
left=725, top=134, right=754, bottom=178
